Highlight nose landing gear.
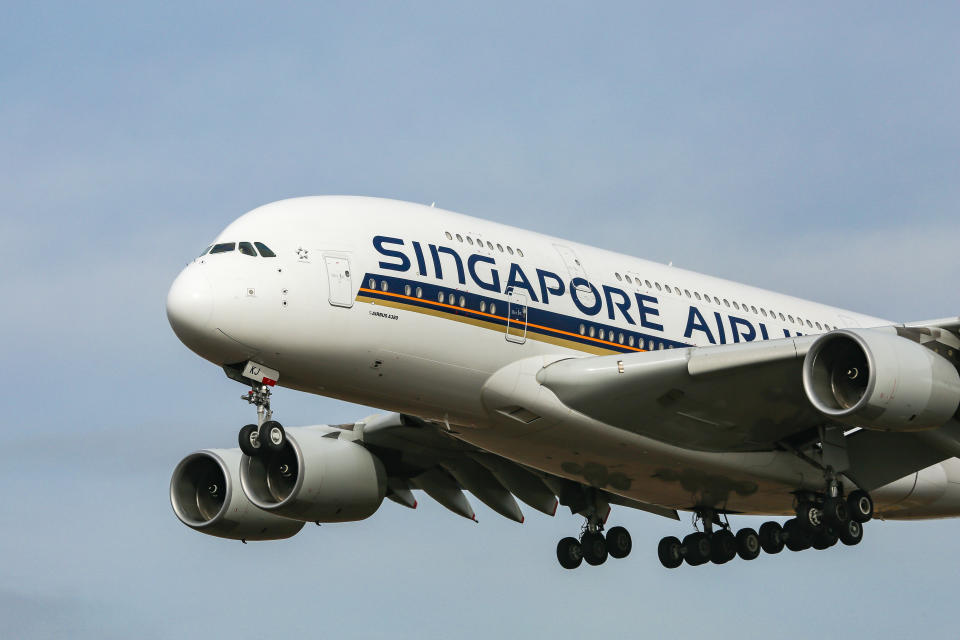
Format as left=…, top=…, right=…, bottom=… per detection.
left=237, top=384, right=286, bottom=457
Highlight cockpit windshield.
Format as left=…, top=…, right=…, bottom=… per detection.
left=205, top=241, right=276, bottom=257
left=198, top=244, right=212, bottom=257
left=210, top=242, right=236, bottom=254
left=254, top=242, right=276, bottom=257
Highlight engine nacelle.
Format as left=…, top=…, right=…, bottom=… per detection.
left=803, top=328, right=960, bottom=431
left=170, top=448, right=305, bottom=541
left=240, top=427, right=387, bottom=523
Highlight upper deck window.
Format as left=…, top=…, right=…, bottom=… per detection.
left=210, top=242, right=235, bottom=254
left=238, top=242, right=257, bottom=257
left=254, top=242, right=277, bottom=257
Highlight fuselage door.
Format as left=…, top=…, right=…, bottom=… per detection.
left=324, top=255, right=353, bottom=308
left=553, top=244, right=588, bottom=281
left=506, top=289, right=528, bottom=344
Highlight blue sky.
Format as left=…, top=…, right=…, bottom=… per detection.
left=3, top=3, right=960, bottom=638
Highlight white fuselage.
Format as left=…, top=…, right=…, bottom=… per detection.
left=166, top=196, right=960, bottom=519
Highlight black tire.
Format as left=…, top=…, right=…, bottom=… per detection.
left=605, top=526, right=632, bottom=559
left=260, top=420, right=285, bottom=452
left=682, top=532, right=711, bottom=566
left=657, top=536, right=683, bottom=569
left=736, top=528, right=761, bottom=560
left=838, top=519, right=864, bottom=546
left=822, top=497, right=849, bottom=527
left=812, top=529, right=838, bottom=550
left=238, top=424, right=261, bottom=457
left=556, top=537, right=583, bottom=569
left=796, top=501, right=824, bottom=532
left=758, top=521, right=784, bottom=554
left=710, top=529, right=737, bottom=564
left=581, top=532, right=608, bottom=566
left=847, top=490, right=874, bottom=523
left=783, top=518, right=812, bottom=551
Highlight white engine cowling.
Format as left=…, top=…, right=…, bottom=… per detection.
left=803, top=328, right=960, bottom=431
left=239, top=427, right=387, bottom=523
left=170, top=448, right=305, bottom=541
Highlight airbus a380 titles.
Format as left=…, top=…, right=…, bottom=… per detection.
left=168, top=196, right=960, bottom=569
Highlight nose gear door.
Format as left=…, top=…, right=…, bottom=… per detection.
left=324, top=255, right=353, bottom=308
left=506, top=289, right=528, bottom=344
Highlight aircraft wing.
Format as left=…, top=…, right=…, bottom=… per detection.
left=340, top=412, right=680, bottom=523
left=533, top=324, right=960, bottom=491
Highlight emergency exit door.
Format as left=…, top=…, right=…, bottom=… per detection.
left=324, top=255, right=353, bottom=308
left=506, top=290, right=528, bottom=344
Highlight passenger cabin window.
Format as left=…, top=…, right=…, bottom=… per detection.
left=625, top=275, right=632, bottom=284
left=517, top=249, right=524, bottom=257
left=467, top=237, right=474, bottom=245
left=210, top=242, right=235, bottom=254
left=497, top=244, right=504, bottom=252
left=487, top=241, right=494, bottom=250
left=254, top=242, right=277, bottom=257
left=445, top=232, right=453, bottom=240
left=616, top=273, right=623, bottom=281
left=238, top=242, right=257, bottom=257
left=507, top=246, right=514, bottom=255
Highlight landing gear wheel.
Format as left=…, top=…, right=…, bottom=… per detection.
left=682, top=532, right=711, bottom=566
left=783, top=518, right=813, bottom=551
left=557, top=537, right=583, bottom=569
left=847, top=489, right=874, bottom=523
left=838, top=519, right=864, bottom=546
left=796, top=501, right=824, bottom=532
left=735, top=528, right=761, bottom=560
left=657, top=536, right=683, bottom=569
left=605, top=526, right=632, bottom=559
left=812, top=529, right=838, bottom=550
left=822, top=497, right=849, bottom=527
left=260, top=420, right=286, bottom=452
left=238, top=424, right=261, bottom=457
left=581, top=532, right=608, bottom=566
left=758, top=521, right=784, bottom=554
left=710, top=529, right=737, bottom=564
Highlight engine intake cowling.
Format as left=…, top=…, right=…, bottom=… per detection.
left=803, top=328, right=960, bottom=431
left=170, top=448, right=305, bottom=541
left=240, top=427, right=387, bottom=523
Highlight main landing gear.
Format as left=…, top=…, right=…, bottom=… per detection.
left=656, top=510, right=760, bottom=569
left=656, top=491, right=874, bottom=569
left=556, top=514, right=633, bottom=570
left=237, top=384, right=286, bottom=457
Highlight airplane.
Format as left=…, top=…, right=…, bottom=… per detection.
left=167, top=195, right=960, bottom=569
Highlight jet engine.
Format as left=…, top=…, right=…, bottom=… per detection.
left=170, top=448, right=305, bottom=541
left=803, top=328, right=960, bottom=431
left=240, top=427, right=387, bottom=523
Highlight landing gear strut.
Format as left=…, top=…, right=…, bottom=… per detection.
left=555, top=490, right=632, bottom=570
left=237, top=384, right=285, bottom=456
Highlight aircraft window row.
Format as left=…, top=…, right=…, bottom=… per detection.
left=577, top=323, right=676, bottom=350
left=445, top=231, right=523, bottom=257
left=616, top=271, right=839, bottom=333
left=204, top=242, right=277, bottom=257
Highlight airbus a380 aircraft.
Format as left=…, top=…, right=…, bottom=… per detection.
left=168, top=196, right=960, bottom=569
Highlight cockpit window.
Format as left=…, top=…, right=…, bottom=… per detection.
left=238, top=242, right=257, bottom=257
left=210, top=242, right=235, bottom=254
left=255, top=242, right=277, bottom=257
left=198, top=245, right=212, bottom=257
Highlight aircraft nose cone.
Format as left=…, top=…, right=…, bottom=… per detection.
left=166, top=266, right=214, bottom=346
